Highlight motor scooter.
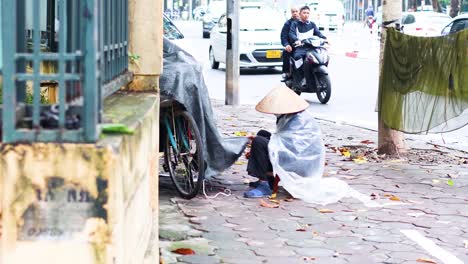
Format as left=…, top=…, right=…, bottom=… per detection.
left=283, top=36, right=331, bottom=104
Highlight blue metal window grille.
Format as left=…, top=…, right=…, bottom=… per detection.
left=1, top=0, right=131, bottom=143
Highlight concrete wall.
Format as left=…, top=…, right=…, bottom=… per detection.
left=0, top=93, right=160, bottom=264
left=127, top=0, right=164, bottom=92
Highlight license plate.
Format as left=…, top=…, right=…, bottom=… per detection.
left=266, top=50, right=282, bottom=59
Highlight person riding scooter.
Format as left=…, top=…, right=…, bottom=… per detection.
left=289, top=6, right=327, bottom=87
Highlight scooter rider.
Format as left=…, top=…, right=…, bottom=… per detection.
left=280, top=6, right=299, bottom=81
left=289, top=6, right=327, bottom=85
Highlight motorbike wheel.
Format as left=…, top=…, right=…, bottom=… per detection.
left=316, top=74, right=331, bottom=104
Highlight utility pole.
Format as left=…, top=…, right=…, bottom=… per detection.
left=377, top=0, right=406, bottom=155
left=225, top=0, right=240, bottom=105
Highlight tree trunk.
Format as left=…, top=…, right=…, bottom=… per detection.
left=450, top=0, right=460, bottom=17
left=378, top=0, right=406, bottom=156
left=408, top=0, right=418, bottom=10
left=432, top=0, right=442, bottom=11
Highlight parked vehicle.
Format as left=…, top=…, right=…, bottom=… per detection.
left=441, top=13, right=468, bottom=35
left=316, top=0, right=345, bottom=32
left=202, top=1, right=226, bottom=38
left=401, top=12, right=451, bottom=37
left=284, top=36, right=331, bottom=104
left=209, top=7, right=284, bottom=69
left=163, top=13, right=184, bottom=40
left=193, top=6, right=207, bottom=21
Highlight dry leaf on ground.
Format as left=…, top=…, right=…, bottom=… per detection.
left=416, top=258, right=437, bottom=263
left=296, top=228, right=307, bottom=232
left=269, top=199, right=280, bottom=204
left=234, top=131, right=248, bottom=136
left=172, top=248, right=196, bottom=255
left=235, top=161, right=246, bottom=165
left=353, top=156, right=368, bottom=164
left=260, top=199, right=279, bottom=208
left=389, top=195, right=401, bottom=201
left=319, top=209, right=334, bottom=213
left=360, top=140, right=375, bottom=144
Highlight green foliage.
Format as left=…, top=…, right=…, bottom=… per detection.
left=0, top=82, right=49, bottom=105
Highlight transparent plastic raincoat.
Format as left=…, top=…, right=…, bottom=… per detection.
left=269, top=106, right=350, bottom=205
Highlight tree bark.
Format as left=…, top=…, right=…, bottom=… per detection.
left=432, top=0, right=442, bottom=11
left=378, top=0, right=407, bottom=156
left=450, top=0, right=460, bottom=17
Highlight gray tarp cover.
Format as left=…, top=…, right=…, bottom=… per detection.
left=160, top=38, right=248, bottom=179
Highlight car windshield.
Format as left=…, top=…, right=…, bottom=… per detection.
left=240, top=9, right=282, bottom=31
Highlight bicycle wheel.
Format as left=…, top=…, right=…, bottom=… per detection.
left=164, top=110, right=204, bottom=199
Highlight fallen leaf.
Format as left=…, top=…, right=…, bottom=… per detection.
left=319, top=209, right=334, bottom=213
left=171, top=248, right=196, bottom=255
left=269, top=199, right=280, bottom=204
left=447, top=179, right=454, bottom=186
left=269, top=193, right=277, bottom=199
left=296, top=228, right=307, bottom=232
left=260, top=199, right=279, bottom=208
left=389, top=195, right=401, bottom=201
left=339, top=147, right=351, bottom=157
left=233, top=131, right=248, bottom=137
left=360, top=140, right=375, bottom=144
left=235, top=161, right=246, bottom=165
left=353, top=156, right=368, bottom=164
left=395, top=184, right=400, bottom=188
left=416, top=258, right=437, bottom=263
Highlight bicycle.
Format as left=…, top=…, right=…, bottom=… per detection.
left=160, top=96, right=204, bottom=199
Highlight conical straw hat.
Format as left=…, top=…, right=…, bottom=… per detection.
left=255, top=85, right=309, bottom=114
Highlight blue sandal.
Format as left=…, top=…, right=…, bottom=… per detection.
left=244, top=181, right=272, bottom=198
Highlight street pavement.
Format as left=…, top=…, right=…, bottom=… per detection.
left=159, top=100, right=468, bottom=264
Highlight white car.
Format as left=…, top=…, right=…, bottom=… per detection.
left=208, top=7, right=284, bottom=69
left=441, top=13, right=468, bottom=35
left=316, top=0, right=345, bottom=32
left=401, top=12, right=452, bottom=37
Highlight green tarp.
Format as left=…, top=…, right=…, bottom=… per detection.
left=378, top=28, right=468, bottom=134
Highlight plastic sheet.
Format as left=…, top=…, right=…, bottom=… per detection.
left=159, top=38, right=248, bottom=179
left=379, top=28, right=468, bottom=134
left=269, top=106, right=350, bottom=205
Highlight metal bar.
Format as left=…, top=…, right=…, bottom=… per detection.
left=15, top=52, right=82, bottom=60
left=13, top=129, right=85, bottom=142
left=32, top=0, right=41, bottom=128
left=124, top=0, right=128, bottom=70
left=16, top=73, right=81, bottom=81
left=104, top=0, right=112, bottom=82
left=16, top=0, right=27, bottom=103
left=2, top=0, right=17, bottom=142
left=101, top=71, right=133, bottom=98
left=83, top=0, right=98, bottom=142
left=58, top=0, right=67, bottom=129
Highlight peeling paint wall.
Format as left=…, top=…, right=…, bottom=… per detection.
left=0, top=93, right=159, bottom=264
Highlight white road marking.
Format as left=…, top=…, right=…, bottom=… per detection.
left=347, top=188, right=406, bottom=208
left=401, top=229, right=464, bottom=264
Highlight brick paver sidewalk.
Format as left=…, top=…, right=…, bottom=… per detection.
left=159, top=101, right=468, bottom=264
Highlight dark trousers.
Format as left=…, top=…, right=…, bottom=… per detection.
left=282, top=51, right=292, bottom=74
left=292, top=48, right=309, bottom=85
left=247, top=130, right=272, bottom=181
